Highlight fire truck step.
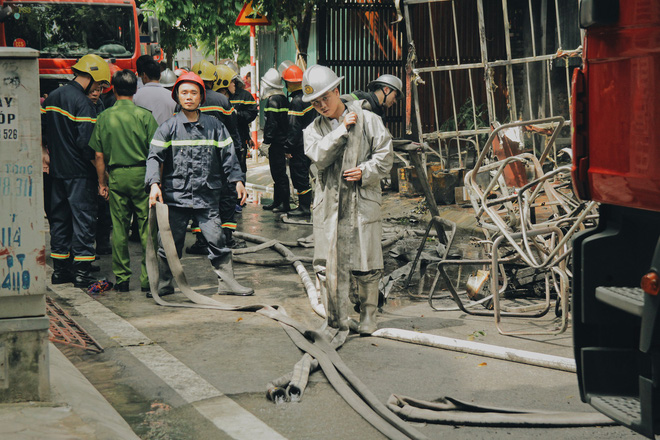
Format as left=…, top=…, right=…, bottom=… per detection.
left=595, top=286, right=644, bottom=317
left=590, top=395, right=641, bottom=428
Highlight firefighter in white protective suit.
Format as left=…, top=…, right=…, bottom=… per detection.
left=302, top=65, right=393, bottom=343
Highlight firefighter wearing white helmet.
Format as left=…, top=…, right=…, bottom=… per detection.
left=42, top=53, right=112, bottom=288
left=302, top=64, right=393, bottom=340
left=278, top=59, right=294, bottom=75
left=260, top=68, right=292, bottom=212
left=159, top=68, right=177, bottom=88
left=342, top=73, right=403, bottom=117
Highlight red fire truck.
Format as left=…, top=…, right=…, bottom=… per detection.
left=572, top=0, right=660, bottom=438
left=0, top=0, right=160, bottom=93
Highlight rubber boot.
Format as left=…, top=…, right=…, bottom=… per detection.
left=272, top=200, right=291, bottom=213
left=51, top=258, right=74, bottom=285
left=147, top=256, right=175, bottom=298
left=224, top=230, right=246, bottom=250
left=262, top=194, right=281, bottom=210
left=357, top=277, right=380, bottom=336
left=73, top=261, right=99, bottom=289
left=186, top=233, right=208, bottom=255
left=272, top=188, right=291, bottom=213
left=213, top=258, right=254, bottom=296
left=288, top=192, right=312, bottom=217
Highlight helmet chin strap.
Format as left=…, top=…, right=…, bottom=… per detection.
left=81, top=76, right=95, bottom=96
left=380, top=88, right=393, bottom=106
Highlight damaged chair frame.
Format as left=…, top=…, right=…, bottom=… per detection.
left=415, top=116, right=597, bottom=335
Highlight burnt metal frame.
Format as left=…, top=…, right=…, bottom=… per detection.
left=403, top=0, right=580, bottom=163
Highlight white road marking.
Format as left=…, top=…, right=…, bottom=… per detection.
left=52, top=285, right=287, bottom=440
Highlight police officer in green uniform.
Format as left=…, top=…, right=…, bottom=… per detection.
left=90, top=70, right=159, bottom=292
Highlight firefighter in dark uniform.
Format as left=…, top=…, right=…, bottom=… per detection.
left=41, top=54, right=110, bottom=288
left=283, top=64, right=316, bottom=217
left=260, top=68, right=291, bottom=212
left=145, top=72, right=253, bottom=297
left=212, top=64, right=247, bottom=247
left=342, top=74, right=403, bottom=118
left=185, top=61, right=244, bottom=253
left=225, top=60, right=258, bottom=174
left=86, top=82, right=112, bottom=256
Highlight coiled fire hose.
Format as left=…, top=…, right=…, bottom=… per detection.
left=146, top=203, right=427, bottom=440
left=146, top=203, right=615, bottom=436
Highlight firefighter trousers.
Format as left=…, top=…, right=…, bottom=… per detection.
left=268, top=143, right=290, bottom=203
left=49, top=177, right=97, bottom=262
left=289, top=150, right=311, bottom=195
left=158, top=206, right=230, bottom=264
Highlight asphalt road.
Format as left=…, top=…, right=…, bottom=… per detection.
left=48, top=197, right=643, bottom=440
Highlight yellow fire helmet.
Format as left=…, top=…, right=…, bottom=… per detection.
left=192, top=59, right=217, bottom=82
left=213, top=64, right=236, bottom=91
left=71, top=54, right=111, bottom=85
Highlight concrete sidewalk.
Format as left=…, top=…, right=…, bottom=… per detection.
left=0, top=342, right=139, bottom=440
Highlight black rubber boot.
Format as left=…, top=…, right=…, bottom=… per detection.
left=186, top=233, right=208, bottom=255
left=52, top=259, right=74, bottom=285
left=262, top=195, right=281, bottom=210
left=272, top=200, right=291, bottom=213
left=73, top=261, right=100, bottom=289
left=288, top=192, right=312, bottom=217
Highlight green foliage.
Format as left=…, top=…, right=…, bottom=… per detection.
left=255, top=0, right=316, bottom=64
left=439, top=98, right=488, bottom=132
left=140, top=0, right=251, bottom=65
left=140, top=0, right=316, bottom=66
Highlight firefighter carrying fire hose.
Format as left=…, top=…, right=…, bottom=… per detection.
left=302, top=65, right=393, bottom=340
left=145, top=72, right=253, bottom=297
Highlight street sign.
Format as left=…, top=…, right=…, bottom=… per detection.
left=235, top=1, right=271, bottom=26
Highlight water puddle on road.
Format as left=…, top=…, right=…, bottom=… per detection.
left=56, top=345, right=215, bottom=439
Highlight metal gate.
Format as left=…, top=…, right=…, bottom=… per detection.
left=403, top=0, right=581, bottom=168
left=317, top=0, right=407, bottom=138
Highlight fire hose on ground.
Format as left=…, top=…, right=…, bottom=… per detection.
left=146, top=203, right=615, bottom=436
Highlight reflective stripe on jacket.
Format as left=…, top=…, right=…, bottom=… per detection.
left=145, top=111, right=244, bottom=209
left=41, top=81, right=97, bottom=179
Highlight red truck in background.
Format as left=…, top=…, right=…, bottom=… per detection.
left=572, top=0, right=660, bottom=438
left=0, top=0, right=161, bottom=94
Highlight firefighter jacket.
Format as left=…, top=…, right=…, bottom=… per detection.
left=41, top=81, right=98, bottom=179
left=230, top=88, right=258, bottom=145
left=197, top=88, right=242, bottom=148
left=303, top=100, right=393, bottom=271
left=263, top=94, right=289, bottom=146
left=342, top=90, right=384, bottom=117
left=145, top=111, right=244, bottom=209
left=286, top=90, right=316, bottom=155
